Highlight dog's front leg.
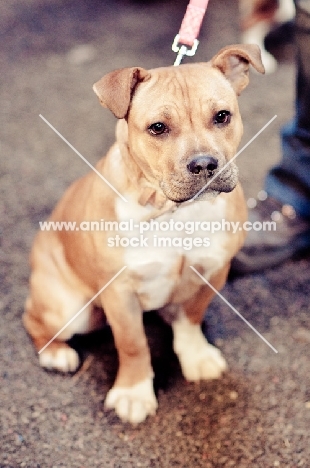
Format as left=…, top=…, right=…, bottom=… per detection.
left=172, top=266, right=230, bottom=382
left=101, top=285, right=157, bottom=424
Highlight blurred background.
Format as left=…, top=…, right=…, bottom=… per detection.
left=1, top=1, right=309, bottom=467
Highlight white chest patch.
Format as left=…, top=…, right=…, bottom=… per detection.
left=115, top=195, right=231, bottom=310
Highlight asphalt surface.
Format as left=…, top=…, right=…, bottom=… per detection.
left=1, top=1, right=310, bottom=467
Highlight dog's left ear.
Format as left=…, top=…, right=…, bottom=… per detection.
left=211, top=44, right=265, bottom=95
left=93, top=67, right=150, bottom=119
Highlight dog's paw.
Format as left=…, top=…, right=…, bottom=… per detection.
left=39, top=345, right=80, bottom=372
left=105, top=377, right=158, bottom=424
left=172, top=316, right=227, bottom=382
left=178, top=342, right=227, bottom=382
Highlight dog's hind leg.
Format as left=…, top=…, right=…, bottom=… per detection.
left=23, top=264, right=96, bottom=373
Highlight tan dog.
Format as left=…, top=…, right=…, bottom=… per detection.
left=24, top=44, right=264, bottom=424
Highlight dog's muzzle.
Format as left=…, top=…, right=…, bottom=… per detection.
left=160, top=156, right=238, bottom=203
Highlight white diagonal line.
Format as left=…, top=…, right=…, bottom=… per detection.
left=39, top=114, right=128, bottom=203
left=38, top=266, right=127, bottom=354
left=190, top=115, right=277, bottom=201
left=190, top=266, right=278, bottom=353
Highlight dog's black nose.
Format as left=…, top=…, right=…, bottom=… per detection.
left=187, top=156, right=218, bottom=175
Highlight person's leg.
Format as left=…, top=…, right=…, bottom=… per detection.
left=265, top=0, right=310, bottom=220
left=231, top=0, right=310, bottom=274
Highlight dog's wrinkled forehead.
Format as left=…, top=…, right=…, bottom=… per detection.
left=130, top=64, right=236, bottom=119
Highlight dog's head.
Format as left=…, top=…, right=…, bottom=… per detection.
left=94, top=44, right=264, bottom=202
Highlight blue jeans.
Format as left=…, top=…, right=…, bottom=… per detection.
left=265, top=0, right=310, bottom=220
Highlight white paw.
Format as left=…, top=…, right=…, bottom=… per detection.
left=39, top=346, right=80, bottom=372
left=178, top=342, right=227, bottom=382
left=105, top=377, right=158, bottom=424
left=172, top=315, right=227, bottom=382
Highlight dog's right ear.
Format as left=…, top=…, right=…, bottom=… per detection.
left=93, top=67, right=150, bottom=119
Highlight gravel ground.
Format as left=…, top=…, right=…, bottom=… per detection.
left=1, top=1, right=310, bottom=467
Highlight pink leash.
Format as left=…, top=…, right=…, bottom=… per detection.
left=172, top=0, right=210, bottom=66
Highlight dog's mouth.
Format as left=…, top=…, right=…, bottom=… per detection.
left=162, top=188, right=220, bottom=203
left=160, top=165, right=239, bottom=203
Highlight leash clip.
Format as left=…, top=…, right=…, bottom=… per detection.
left=172, top=34, right=199, bottom=66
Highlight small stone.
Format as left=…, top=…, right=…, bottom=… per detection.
left=229, top=391, right=238, bottom=400
left=305, top=402, right=310, bottom=409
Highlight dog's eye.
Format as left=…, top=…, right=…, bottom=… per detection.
left=214, top=110, right=231, bottom=125
left=148, top=122, right=168, bottom=135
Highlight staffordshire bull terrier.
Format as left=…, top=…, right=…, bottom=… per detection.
left=24, top=44, right=264, bottom=423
